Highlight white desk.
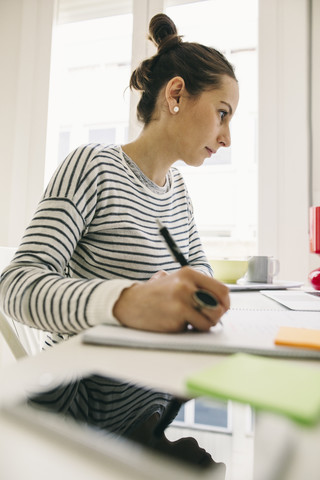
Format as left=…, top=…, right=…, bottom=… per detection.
left=0, top=291, right=319, bottom=480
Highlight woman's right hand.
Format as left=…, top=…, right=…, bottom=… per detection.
left=113, top=266, right=230, bottom=332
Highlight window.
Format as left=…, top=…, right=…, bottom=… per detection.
left=166, top=398, right=254, bottom=471
left=166, top=0, right=258, bottom=259
left=47, top=0, right=258, bottom=258
left=45, top=3, right=133, bottom=184
left=173, top=398, right=232, bottom=433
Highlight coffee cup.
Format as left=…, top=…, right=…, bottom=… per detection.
left=245, top=256, right=280, bottom=283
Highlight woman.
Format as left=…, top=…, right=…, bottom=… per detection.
left=0, top=14, right=237, bottom=341
left=0, top=13, right=238, bottom=465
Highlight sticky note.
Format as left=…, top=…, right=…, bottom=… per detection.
left=185, top=353, right=320, bottom=426
left=275, top=326, right=320, bottom=350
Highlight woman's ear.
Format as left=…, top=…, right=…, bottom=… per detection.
left=165, top=76, right=185, bottom=114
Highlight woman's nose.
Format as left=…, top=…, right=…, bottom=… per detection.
left=217, top=125, right=231, bottom=148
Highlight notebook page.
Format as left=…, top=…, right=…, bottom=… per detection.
left=82, top=310, right=320, bottom=359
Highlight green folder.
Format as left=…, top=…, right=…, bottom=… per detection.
left=185, top=353, right=320, bottom=426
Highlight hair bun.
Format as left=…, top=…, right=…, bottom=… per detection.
left=148, top=13, right=181, bottom=53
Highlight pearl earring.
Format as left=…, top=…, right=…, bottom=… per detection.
left=173, top=106, right=179, bottom=113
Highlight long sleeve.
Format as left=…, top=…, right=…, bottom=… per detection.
left=0, top=145, right=135, bottom=335
left=0, top=143, right=212, bottom=340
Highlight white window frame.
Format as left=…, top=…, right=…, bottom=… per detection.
left=172, top=398, right=233, bottom=434
left=258, top=0, right=311, bottom=282
left=129, top=0, right=165, bottom=140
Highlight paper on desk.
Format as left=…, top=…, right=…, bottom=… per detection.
left=261, top=290, right=320, bottom=311
left=185, top=353, right=320, bottom=426
left=275, top=326, right=320, bottom=350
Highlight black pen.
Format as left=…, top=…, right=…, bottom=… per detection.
left=156, top=218, right=188, bottom=266
left=156, top=219, right=221, bottom=313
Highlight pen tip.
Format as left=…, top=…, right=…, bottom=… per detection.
left=156, top=218, right=163, bottom=229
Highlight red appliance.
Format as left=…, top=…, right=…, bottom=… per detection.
left=309, top=206, right=320, bottom=290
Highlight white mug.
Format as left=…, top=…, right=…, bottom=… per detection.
left=246, top=256, right=280, bottom=283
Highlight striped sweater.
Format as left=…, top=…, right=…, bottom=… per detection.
left=0, top=144, right=212, bottom=347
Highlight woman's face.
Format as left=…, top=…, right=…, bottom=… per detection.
left=170, top=75, right=239, bottom=166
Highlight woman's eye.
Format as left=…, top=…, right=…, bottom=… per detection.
left=219, top=110, right=228, bottom=121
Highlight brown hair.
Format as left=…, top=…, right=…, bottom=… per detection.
left=130, top=13, right=237, bottom=125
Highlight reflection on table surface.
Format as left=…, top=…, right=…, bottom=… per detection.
left=4, top=371, right=226, bottom=479
left=4, top=368, right=320, bottom=480
left=2, top=289, right=320, bottom=480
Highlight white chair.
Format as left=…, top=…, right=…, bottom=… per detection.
left=0, top=247, right=44, bottom=359
left=0, top=310, right=28, bottom=359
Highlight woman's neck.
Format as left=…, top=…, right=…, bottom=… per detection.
left=122, top=127, right=178, bottom=187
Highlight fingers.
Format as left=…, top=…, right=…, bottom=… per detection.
left=168, top=268, right=228, bottom=331
left=182, top=266, right=230, bottom=312
left=185, top=300, right=226, bottom=331
left=148, top=270, right=169, bottom=282
left=113, top=266, right=230, bottom=333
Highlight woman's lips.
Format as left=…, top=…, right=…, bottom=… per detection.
left=205, top=147, right=216, bottom=156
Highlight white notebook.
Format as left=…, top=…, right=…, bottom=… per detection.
left=82, top=309, right=320, bottom=359
left=228, top=280, right=304, bottom=291
left=260, top=290, right=320, bottom=311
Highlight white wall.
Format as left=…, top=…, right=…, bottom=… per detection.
left=312, top=0, right=320, bottom=207
left=0, top=0, right=55, bottom=247
left=310, top=0, right=320, bottom=273
left=258, top=0, right=319, bottom=282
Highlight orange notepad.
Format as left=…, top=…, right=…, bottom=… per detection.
left=275, top=326, right=320, bottom=350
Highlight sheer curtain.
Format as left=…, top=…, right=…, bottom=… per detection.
left=0, top=0, right=55, bottom=248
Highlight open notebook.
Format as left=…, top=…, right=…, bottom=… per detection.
left=82, top=309, right=320, bottom=359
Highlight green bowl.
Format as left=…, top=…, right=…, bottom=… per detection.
left=209, top=259, right=249, bottom=284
